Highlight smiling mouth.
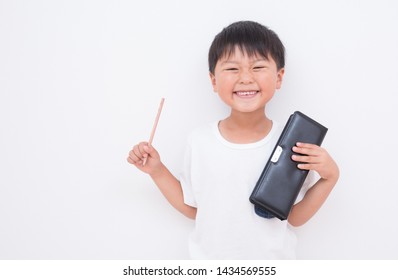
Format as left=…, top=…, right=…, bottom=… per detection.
left=234, top=90, right=259, bottom=97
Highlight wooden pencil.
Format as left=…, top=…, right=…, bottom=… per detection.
left=143, top=98, right=165, bottom=166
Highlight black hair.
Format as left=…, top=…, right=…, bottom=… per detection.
left=208, top=21, right=285, bottom=74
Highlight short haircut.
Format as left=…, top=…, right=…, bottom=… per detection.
left=208, top=21, right=285, bottom=74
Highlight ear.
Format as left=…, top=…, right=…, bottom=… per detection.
left=276, top=68, right=285, bottom=89
left=209, top=72, right=218, bottom=93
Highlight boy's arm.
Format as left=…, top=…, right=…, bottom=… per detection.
left=288, top=177, right=337, bottom=226
left=127, top=142, right=197, bottom=220
left=288, top=142, right=339, bottom=227
left=150, top=162, right=197, bottom=219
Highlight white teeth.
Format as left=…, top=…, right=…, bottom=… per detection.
left=235, top=91, right=257, bottom=96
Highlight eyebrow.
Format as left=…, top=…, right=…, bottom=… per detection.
left=220, top=58, right=269, bottom=65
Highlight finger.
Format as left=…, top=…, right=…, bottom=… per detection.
left=143, top=144, right=150, bottom=154
left=143, top=143, right=159, bottom=160
left=138, top=142, right=151, bottom=158
left=128, top=150, right=141, bottom=164
left=127, top=156, right=142, bottom=165
left=296, top=142, right=318, bottom=148
left=292, top=144, right=321, bottom=156
left=291, top=154, right=320, bottom=164
left=297, top=163, right=316, bottom=170
left=134, top=144, right=147, bottom=158
left=130, top=146, right=145, bottom=162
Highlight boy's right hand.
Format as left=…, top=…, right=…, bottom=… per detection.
left=127, top=142, right=162, bottom=175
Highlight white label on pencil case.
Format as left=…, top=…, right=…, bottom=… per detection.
left=271, top=145, right=283, bottom=163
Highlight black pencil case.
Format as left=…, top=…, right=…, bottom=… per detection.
left=249, top=111, right=328, bottom=220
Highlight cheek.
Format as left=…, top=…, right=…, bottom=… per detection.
left=216, top=75, right=234, bottom=89
left=258, top=74, right=279, bottom=89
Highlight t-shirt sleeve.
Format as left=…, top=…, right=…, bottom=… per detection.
left=179, top=136, right=197, bottom=208
left=294, top=170, right=319, bottom=204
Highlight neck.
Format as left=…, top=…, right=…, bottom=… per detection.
left=218, top=108, right=273, bottom=144
left=224, top=108, right=271, bottom=130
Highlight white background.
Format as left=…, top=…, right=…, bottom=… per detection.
left=1, top=0, right=397, bottom=259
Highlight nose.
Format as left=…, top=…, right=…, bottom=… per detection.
left=239, top=69, right=254, bottom=84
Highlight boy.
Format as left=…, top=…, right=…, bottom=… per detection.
left=127, top=21, right=339, bottom=259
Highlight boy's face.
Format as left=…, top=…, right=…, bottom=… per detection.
left=210, top=47, right=284, bottom=115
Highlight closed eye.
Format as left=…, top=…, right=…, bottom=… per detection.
left=253, top=66, right=266, bottom=70
left=225, top=68, right=238, bottom=71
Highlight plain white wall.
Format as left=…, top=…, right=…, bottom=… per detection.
left=1, top=0, right=397, bottom=259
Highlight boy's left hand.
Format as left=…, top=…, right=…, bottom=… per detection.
left=291, top=142, right=339, bottom=182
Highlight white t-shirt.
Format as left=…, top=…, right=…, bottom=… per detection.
left=180, top=121, right=315, bottom=259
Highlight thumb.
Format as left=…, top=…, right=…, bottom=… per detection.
left=143, top=143, right=159, bottom=159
